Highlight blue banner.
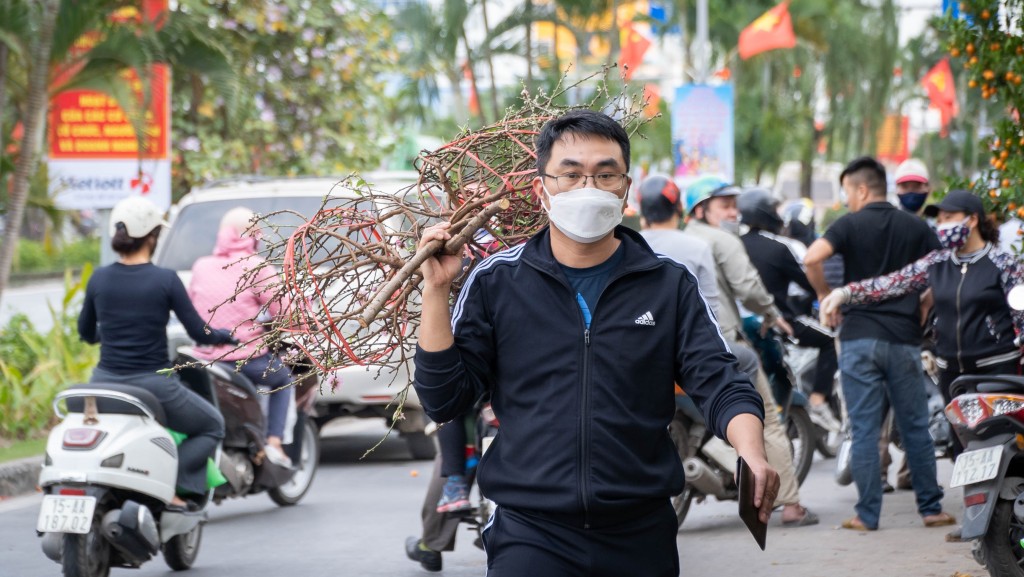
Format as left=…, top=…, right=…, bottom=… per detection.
left=672, top=84, right=735, bottom=184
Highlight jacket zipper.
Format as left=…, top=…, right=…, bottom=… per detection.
left=956, top=262, right=968, bottom=373
left=581, top=327, right=591, bottom=529
left=524, top=252, right=658, bottom=530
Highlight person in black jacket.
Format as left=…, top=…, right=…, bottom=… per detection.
left=820, top=189, right=1024, bottom=459
left=413, top=110, right=778, bottom=577
left=78, top=196, right=234, bottom=509
left=738, top=188, right=840, bottom=433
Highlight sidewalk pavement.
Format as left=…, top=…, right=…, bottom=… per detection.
left=0, top=456, right=42, bottom=499
left=677, top=452, right=978, bottom=577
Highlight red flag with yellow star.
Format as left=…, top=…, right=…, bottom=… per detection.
left=738, top=1, right=796, bottom=60
left=619, top=23, right=651, bottom=81
left=922, top=57, right=958, bottom=136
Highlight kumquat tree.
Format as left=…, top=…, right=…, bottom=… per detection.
left=943, top=2, right=1024, bottom=220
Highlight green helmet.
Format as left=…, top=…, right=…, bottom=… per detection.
left=684, top=175, right=740, bottom=215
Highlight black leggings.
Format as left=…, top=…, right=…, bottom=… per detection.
left=91, top=367, right=225, bottom=496
left=438, top=413, right=472, bottom=478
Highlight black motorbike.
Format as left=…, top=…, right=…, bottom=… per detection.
left=175, top=348, right=320, bottom=508
left=945, top=373, right=1024, bottom=576
left=669, top=384, right=810, bottom=529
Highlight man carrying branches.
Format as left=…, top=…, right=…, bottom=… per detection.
left=413, top=109, right=779, bottom=576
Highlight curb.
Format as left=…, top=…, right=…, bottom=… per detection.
left=0, top=456, right=43, bottom=498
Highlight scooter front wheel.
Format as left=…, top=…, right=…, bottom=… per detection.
left=61, top=509, right=111, bottom=577
left=982, top=499, right=1024, bottom=577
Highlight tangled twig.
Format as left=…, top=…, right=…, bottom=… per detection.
left=196, top=66, right=654, bottom=416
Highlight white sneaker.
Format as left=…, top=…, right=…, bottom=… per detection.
left=808, top=402, right=842, bottom=433
left=264, top=444, right=293, bottom=468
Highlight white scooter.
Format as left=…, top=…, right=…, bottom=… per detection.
left=35, top=352, right=320, bottom=577
left=36, top=383, right=205, bottom=577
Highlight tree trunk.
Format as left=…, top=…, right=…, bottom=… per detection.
left=445, top=68, right=469, bottom=125
left=479, top=0, right=500, bottom=120
left=608, top=0, right=620, bottom=67
left=525, top=0, right=533, bottom=90
left=0, top=44, right=7, bottom=158
left=800, top=118, right=814, bottom=200
left=0, top=0, right=60, bottom=299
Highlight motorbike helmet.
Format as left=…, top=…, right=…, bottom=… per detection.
left=638, top=174, right=682, bottom=224
left=782, top=198, right=816, bottom=246
left=684, top=175, right=741, bottom=215
left=108, top=195, right=167, bottom=238
left=737, top=187, right=783, bottom=233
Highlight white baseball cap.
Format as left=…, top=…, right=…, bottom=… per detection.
left=894, top=158, right=929, bottom=185
left=109, top=195, right=168, bottom=238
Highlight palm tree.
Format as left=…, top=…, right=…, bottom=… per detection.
left=0, top=0, right=236, bottom=300
left=0, top=0, right=59, bottom=298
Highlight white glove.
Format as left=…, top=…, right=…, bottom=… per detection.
left=819, top=287, right=851, bottom=329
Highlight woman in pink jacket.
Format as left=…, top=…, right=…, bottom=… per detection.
left=188, top=207, right=293, bottom=467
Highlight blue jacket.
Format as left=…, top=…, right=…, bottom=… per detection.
left=414, top=226, right=764, bottom=524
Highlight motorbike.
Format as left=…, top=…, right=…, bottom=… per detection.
left=670, top=376, right=811, bottom=529
left=889, top=358, right=955, bottom=461
left=36, top=348, right=320, bottom=577
left=934, top=284, right=1024, bottom=577
left=741, top=317, right=817, bottom=486
left=782, top=338, right=845, bottom=459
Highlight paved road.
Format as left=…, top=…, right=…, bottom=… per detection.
left=0, top=280, right=66, bottom=332
left=0, top=420, right=983, bottom=577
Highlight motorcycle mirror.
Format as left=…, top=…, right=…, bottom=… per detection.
left=1009, top=285, right=1024, bottom=312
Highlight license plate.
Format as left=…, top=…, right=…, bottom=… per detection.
left=36, top=495, right=97, bottom=534
left=950, top=446, right=1003, bottom=488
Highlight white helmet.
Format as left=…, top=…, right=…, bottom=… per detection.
left=109, top=195, right=167, bottom=238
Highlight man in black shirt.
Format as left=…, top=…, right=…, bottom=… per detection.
left=804, top=157, right=951, bottom=532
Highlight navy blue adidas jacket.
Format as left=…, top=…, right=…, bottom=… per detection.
left=414, top=226, right=764, bottom=523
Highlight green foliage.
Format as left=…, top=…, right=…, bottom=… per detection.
left=941, top=1, right=1024, bottom=220
left=170, top=0, right=405, bottom=197
left=0, top=266, right=98, bottom=440
left=12, top=237, right=98, bottom=274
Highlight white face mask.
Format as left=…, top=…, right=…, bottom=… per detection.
left=541, top=185, right=625, bottom=244
left=719, top=219, right=740, bottom=236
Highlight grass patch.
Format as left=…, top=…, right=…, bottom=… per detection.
left=0, top=437, right=47, bottom=464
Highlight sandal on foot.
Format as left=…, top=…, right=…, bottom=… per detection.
left=923, top=512, right=956, bottom=527
left=841, top=516, right=876, bottom=531
left=781, top=507, right=820, bottom=527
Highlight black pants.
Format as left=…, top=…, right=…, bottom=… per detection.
left=938, top=355, right=1021, bottom=460
left=437, top=414, right=470, bottom=478
left=418, top=454, right=473, bottom=552
left=790, top=316, right=838, bottom=398
left=91, top=367, right=225, bottom=496
left=482, top=504, right=679, bottom=577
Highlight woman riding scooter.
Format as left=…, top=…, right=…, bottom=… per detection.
left=188, top=207, right=294, bottom=468
left=78, top=196, right=236, bottom=510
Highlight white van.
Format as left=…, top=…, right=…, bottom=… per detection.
left=154, top=173, right=437, bottom=459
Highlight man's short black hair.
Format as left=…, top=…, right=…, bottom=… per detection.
left=839, top=156, right=887, bottom=197
left=535, top=109, right=631, bottom=174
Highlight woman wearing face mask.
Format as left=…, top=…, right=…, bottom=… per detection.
left=819, top=189, right=1024, bottom=460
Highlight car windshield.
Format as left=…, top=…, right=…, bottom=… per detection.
left=155, top=196, right=373, bottom=271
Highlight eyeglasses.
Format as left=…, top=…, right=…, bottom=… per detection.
left=541, top=172, right=628, bottom=192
